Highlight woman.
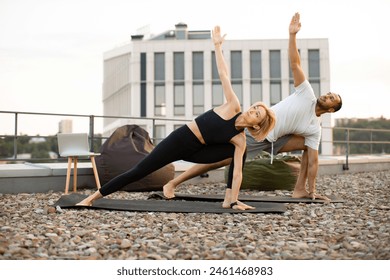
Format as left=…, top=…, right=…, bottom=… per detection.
left=77, top=26, right=275, bottom=210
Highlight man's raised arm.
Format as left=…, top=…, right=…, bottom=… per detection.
left=289, top=12, right=306, bottom=87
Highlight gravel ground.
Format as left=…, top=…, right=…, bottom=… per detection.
left=0, top=170, right=389, bottom=260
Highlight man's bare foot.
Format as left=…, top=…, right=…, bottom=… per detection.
left=292, top=189, right=309, bottom=198
left=309, top=192, right=331, bottom=202
left=292, top=189, right=331, bottom=202
left=163, top=182, right=176, bottom=199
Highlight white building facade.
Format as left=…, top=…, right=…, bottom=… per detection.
left=102, top=23, right=333, bottom=155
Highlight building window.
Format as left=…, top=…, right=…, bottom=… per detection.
left=193, top=83, right=204, bottom=115
left=154, top=53, right=165, bottom=81
left=270, top=82, right=281, bottom=105
left=154, top=125, right=166, bottom=145
left=192, top=52, right=204, bottom=115
left=251, top=83, right=262, bottom=104
left=270, top=50, right=281, bottom=105
left=212, top=83, right=224, bottom=106
left=140, top=52, right=147, bottom=116
left=154, top=53, right=165, bottom=116
left=212, top=51, right=223, bottom=106
left=310, top=81, right=320, bottom=97
left=174, top=52, right=185, bottom=115
left=250, top=51, right=262, bottom=103
left=308, top=49, right=320, bottom=77
left=154, top=85, right=166, bottom=116
left=231, top=51, right=243, bottom=107
left=289, top=49, right=302, bottom=94
left=270, top=50, right=281, bottom=79
left=193, top=52, right=203, bottom=80
left=174, top=84, right=185, bottom=115
left=308, top=49, right=320, bottom=97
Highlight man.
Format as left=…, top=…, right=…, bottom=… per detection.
left=163, top=13, right=342, bottom=204
left=245, top=12, right=342, bottom=200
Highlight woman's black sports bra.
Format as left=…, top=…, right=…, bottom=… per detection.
left=195, top=109, right=243, bottom=144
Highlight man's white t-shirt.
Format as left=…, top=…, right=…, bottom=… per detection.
left=266, top=80, right=321, bottom=150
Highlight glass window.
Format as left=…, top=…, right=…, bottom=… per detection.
left=154, top=85, right=166, bottom=116
left=232, top=83, right=243, bottom=108
left=174, top=52, right=184, bottom=80
left=308, top=49, right=320, bottom=78
left=270, top=50, right=281, bottom=78
left=270, top=82, right=281, bottom=105
left=250, top=51, right=262, bottom=79
left=154, top=125, right=166, bottom=145
left=192, top=52, right=203, bottom=80
left=310, top=81, right=320, bottom=98
left=250, top=82, right=262, bottom=104
left=174, top=52, right=185, bottom=116
left=212, top=52, right=223, bottom=106
left=231, top=51, right=242, bottom=108
left=140, top=53, right=147, bottom=116
left=154, top=53, right=165, bottom=81
left=231, top=51, right=242, bottom=79
left=141, top=53, right=147, bottom=81
left=212, top=83, right=224, bottom=106
left=193, top=84, right=204, bottom=115
left=211, top=52, right=219, bottom=81
left=174, top=84, right=185, bottom=115
left=154, top=53, right=165, bottom=116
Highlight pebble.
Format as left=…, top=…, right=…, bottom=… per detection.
left=0, top=171, right=389, bottom=260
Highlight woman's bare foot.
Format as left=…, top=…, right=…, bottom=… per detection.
left=163, top=182, right=176, bottom=199
left=236, top=201, right=255, bottom=210
left=223, top=200, right=255, bottom=210
left=76, top=191, right=102, bottom=206
left=76, top=198, right=93, bottom=206
left=222, top=189, right=232, bottom=208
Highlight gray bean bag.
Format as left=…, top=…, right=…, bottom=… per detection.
left=96, top=125, right=175, bottom=192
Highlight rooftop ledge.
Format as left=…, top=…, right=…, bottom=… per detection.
left=0, top=155, right=389, bottom=194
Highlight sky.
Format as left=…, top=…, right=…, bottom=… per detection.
left=1, top=0, right=389, bottom=135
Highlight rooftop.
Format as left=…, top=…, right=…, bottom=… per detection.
left=1, top=154, right=389, bottom=194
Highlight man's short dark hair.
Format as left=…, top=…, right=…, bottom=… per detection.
left=333, top=94, right=342, bottom=112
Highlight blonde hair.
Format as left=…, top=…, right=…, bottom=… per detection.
left=247, top=102, right=276, bottom=142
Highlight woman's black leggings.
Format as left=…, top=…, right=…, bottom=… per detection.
left=99, top=125, right=246, bottom=196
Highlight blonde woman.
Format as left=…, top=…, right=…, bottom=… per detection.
left=77, top=26, right=275, bottom=210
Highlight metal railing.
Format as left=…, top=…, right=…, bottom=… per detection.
left=331, top=126, right=390, bottom=170
left=1, top=110, right=389, bottom=166
left=0, top=110, right=191, bottom=162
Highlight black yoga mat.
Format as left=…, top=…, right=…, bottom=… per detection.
left=54, top=193, right=286, bottom=214
left=148, top=192, right=344, bottom=203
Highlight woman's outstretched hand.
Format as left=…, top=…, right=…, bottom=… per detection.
left=212, top=26, right=226, bottom=46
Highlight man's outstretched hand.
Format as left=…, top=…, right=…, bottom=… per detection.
left=289, top=12, right=301, bottom=34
